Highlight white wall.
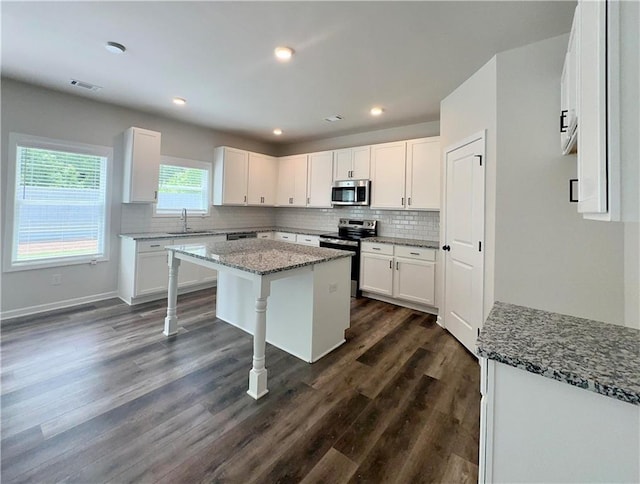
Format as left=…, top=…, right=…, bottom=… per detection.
left=0, top=79, right=277, bottom=316
left=439, top=57, right=498, bottom=318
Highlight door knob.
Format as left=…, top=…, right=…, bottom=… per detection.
left=442, top=245, right=451, bottom=251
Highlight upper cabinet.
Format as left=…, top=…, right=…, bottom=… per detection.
left=370, top=137, right=440, bottom=211
left=560, top=5, right=579, bottom=155
left=277, top=154, right=308, bottom=207
left=247, top=152, right=278, bottom=205
left=307, top=151, right=334, bottom=208
left=213, top=146, right=249, bottom=205
left=122, top=127, right=161, bottom=203
left=334, top=146, right=370, bottom=180
left=564, top=0, right=638, bottom=222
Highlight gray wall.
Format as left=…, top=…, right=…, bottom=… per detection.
left=0, top=79, right=277, bottom=315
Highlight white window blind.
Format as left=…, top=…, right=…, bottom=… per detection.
left=10, top=140, right=109, bottom=268
left=155, top=156, right=211, bottom=215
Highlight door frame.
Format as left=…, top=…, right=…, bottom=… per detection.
left=438, top=130, right=486, bottom=344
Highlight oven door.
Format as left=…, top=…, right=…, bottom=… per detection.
left=319, top=239, right=360, bottom=297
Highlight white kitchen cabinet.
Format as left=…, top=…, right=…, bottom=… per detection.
left=247, top=152, right=277, bottom=206
left=406, top=137, right=441, bottom=210
left=274, top=232, right=296, bottom=243
left=560, top=4, right=579, bottom=155
left=277, top=154, right=307, bottom=207
left=122, top=127, right=161, bottom=203
left=213, top=146, right=249, bottom=206
left=370, top=141, right=406, bottom=209
left=333, top=146, right=370, bottom=180
left=118, top=235, right=222, bottom=305
left=257, top=232, right=274, bottom=240
left=360, top=242, right=437, bottom=309
left=370, top=138, right=441, bottom=211
left=295, top=234, right=319, bottom=247
left=307, top=151, right=334, bottom=208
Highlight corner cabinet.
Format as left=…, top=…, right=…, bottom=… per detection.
left=122, top=127, right=161, bottom=203
left=370, top=137, right=441, bottom=211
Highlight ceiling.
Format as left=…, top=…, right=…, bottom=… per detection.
left=1, top=1, right=575, bottom=144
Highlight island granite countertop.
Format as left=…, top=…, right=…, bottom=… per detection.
left=477, top=301, right=640, bottom=405
left=166, top=238, right=354, bottom=275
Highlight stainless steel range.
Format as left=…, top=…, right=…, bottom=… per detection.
left=319, top=219, right=377, bottom=297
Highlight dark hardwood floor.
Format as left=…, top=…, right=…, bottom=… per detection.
left=1, top=289, right=480, bottom=483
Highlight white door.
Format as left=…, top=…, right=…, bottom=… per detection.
left=443, top=133, right=485, bottom=353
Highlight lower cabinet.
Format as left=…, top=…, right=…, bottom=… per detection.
left=118, top=235, right=223, bottom=305
left=274, top=232, right=296, bottom=243
left=360, top=242, right=436, bottom=309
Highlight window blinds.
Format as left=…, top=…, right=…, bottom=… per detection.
left=156, top=164, right=209, bottom=213
left=13, top=145, right=108, bottom=264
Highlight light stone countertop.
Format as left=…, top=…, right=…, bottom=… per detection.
left=477, top=301, right=640, bottom=405
left=363, top=236, right=440, bottom=249
left=166, top=239, right=354, bottom=276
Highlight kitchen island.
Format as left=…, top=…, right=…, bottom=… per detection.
left=164, top=239, right=353, bottom=399
left=477, top=302, right=640, bottom=483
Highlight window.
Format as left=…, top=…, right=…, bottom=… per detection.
left=6, top=133, right=112, bottom=271
left=154, top=156, right=211, bottom=216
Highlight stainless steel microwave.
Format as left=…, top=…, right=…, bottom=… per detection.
left=331, top=179, right=371, bottom=206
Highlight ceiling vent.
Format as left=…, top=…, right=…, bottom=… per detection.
left=69, top=79, right=102, bottom=92
left=324, top=115, right=343, bottom=123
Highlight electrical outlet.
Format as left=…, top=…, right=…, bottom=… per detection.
left=328, top=283, right=337, bottom=293
left=51, top=274, right=62, bottom=285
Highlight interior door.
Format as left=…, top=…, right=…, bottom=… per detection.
left=443, top=134, right=485, bottom=353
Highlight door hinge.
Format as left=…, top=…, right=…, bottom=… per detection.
left=475, top=154, right=483, bottom=166
left=478, top=241, right=482, bottom=252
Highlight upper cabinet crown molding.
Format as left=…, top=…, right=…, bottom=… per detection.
left=122, top=127, right=161, bottom=203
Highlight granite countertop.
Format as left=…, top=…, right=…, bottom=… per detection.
left=120, top=227, right=327, bottom=240
left=477, top=302, right=640, bottom=405
left=166, top=239, right=353, bottom=276
left=363, top=236, right=440, bottom=249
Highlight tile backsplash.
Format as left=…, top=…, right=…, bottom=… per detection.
left=120, top=204, right=439, bottom=241
left=275, top=207, right=440, bottom=241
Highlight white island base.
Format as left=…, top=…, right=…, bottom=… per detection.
left=216, top=257, right=351, bottom=363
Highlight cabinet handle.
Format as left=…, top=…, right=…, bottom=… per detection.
left=372, top=247, right=381, bottom=251
left=560, top=110, right=568, bottom=133
left=569, top=179, right=579, bottom=203
left=307, top=197, right=310, bottom=205
left=408, top=197, right=411, bottom=206
left=244, top=195, right=247, bottom=203
left=396, top=261, right=399, bottom=270
left=150, top=244, right=160, bottom=248
left=154, top=190, right=158, bottom=200
left=410, top=252, right=420, bottom=256
left=401, top=197, right=404, bottom=206
left=290, top=197, right=293, bottom=204
left=389, top=260, right=392, bottom=269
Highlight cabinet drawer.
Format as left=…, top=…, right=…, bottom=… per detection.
left=257, top=232, right=273, bottom=239
left=361, top=241, right=394, bottom=255
left=296, top=234, right=319, bottom=246
left=137, top=239, right=172, bottom=253
left=275, top=232, right=296, bottom=243
left=394, top=245, right=436, bottom=261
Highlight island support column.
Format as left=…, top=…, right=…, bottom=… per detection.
left=163, top=251, right=181, bottom=336
left=247, top=278, right=271, bottom=399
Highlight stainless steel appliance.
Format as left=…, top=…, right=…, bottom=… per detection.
left=227, top=232, right=257, bottom=241
left=331, top=179, right=371, bottom=206
left=319, top=219, right=377, bottom=297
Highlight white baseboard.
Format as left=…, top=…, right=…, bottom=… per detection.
left=1, top=291, right=118, bottom=321
left=360, top=292, right=438, bottom=316
left=436, top=315, right=444, bottom=328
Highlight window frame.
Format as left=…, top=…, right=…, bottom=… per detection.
left=153, top=155, right=212, bottom=218
left=3, top=132, right=113, bottom=272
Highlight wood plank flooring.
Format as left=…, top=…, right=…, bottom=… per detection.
left=1, top=289, right=480, bottom=483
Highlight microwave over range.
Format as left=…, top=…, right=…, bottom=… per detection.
left=331, top=179, right=371, bottom=206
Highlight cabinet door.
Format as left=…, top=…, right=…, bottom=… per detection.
left=178, top=260, right=201, bottom=287
left=276, top=156, right=294, bottom=206
left=393, top=257, right=435, bottom=306
left=291, top=155, right=308, bottom=206
left=135, top=251, right=169, bottom=296
left=123, top=127, right=161, bottom=203
left=307, top=151, right=333, bottom=207
left=333, top=149, right=352, bottom=180
left=360, top=253, right=394, bottom=296
left=406, top=137, right=441, bottom=210
left=370, top=141, right=406, bottom=209
left=351, top=145, right=371, bottom=179
left=247, top=152, right=277, bottom=205
left=219, top=147, right=248, bottom=205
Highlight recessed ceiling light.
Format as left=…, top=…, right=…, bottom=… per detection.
left=173, top=97, right=187, bottom=105
left=370, top=107, right=384, bottom=116
left=273, top=128, right=283, bottom=136
left=105, top=41, right=126, bottom=54
left=274, top=46, right=294, bottom=61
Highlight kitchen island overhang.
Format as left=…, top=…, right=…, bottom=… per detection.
left=163, top=239, right=354, bottom=399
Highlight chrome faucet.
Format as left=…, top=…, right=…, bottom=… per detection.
left=181, top=208, right=188, bottom=233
